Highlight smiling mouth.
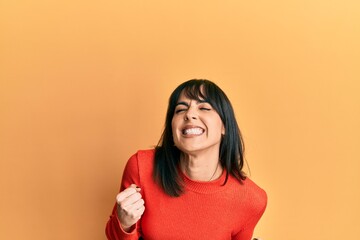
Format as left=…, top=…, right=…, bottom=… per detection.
left=182, top=127, right=204, bottom=135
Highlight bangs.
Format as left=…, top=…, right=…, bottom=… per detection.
left=172, top=80, right=223, bottom=114
left=181, top=83, right=207, bottom=102
left=168, top=79, right=225, bottom=119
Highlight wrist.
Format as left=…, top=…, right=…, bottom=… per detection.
left=121, top=223, right=135, bottom=233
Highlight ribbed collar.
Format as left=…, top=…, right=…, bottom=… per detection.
left=179, top=168, right=228, bottom=194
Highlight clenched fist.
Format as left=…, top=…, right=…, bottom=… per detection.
left=116, top=184, right=145, bottom=232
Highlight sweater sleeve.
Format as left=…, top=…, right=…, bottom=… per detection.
left=105, top=152, right=142, bottom=240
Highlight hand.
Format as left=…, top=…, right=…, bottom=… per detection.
left=116, top=184, right=145, bottom=232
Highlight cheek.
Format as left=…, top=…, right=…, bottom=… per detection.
left=215, top=120, right=225, bottom=136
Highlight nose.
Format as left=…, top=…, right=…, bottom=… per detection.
left=184, top=107, right=197, bottom=121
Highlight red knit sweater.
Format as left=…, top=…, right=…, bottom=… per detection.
left=106, top=149, right=267, bottom=240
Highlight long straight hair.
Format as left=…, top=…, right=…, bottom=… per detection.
left=154, top=79, right=246, bottom=197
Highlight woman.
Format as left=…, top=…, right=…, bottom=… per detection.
left=106, top=79, right=267, bottom=240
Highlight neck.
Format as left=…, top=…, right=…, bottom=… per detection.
left=180, top=152, right=222, bottom=181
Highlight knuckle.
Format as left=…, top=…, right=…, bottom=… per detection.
left=116, top=193, right=123, bottom=203
left=128, top=212, right=137, bottom=219
left=118, top=202, right=127, bottom=210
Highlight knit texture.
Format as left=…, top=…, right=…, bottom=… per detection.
left=106, top=149, right=267, bottom=240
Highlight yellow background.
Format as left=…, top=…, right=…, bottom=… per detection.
left=1, top=1, right=359, bottom=239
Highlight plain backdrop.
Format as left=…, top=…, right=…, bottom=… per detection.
left=1, top=1, right=359, bottom=239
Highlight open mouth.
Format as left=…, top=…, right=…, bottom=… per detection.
left=182, top=127, right=205, bottom=135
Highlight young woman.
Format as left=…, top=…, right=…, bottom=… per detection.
left=106, top=79, right=267, bottom=240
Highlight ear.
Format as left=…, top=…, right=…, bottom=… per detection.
left=221, top=124, right=225, bottom=135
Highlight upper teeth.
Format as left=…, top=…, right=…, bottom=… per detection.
left=184, top=128, right=203, bottom=135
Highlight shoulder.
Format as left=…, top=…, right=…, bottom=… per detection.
left=123, top=149, right=155, bottom=173
left=125, top=149, right=155, bottom=177
left=242, top=178, right=267, bottom=198
left=228, top=176, right=267, bottom=213
left=136, top=149, right=155, bottom=159
left=242, top=177, right=267, bottom=208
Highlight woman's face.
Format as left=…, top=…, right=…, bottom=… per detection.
left=171, top=92, right=225, bottom=155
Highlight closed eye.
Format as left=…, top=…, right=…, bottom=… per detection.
left=198, top=101, right=212, bottom=111
left=175, top=108, right=187, bottom=114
